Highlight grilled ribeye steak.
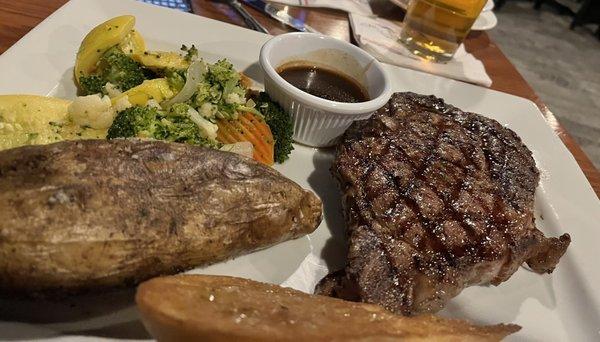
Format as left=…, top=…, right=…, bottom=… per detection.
left=317, top=92, right=570, bottom=315
left=0, top=139, right=322, bottom=293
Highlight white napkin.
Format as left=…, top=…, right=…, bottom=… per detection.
left=350, top=13, right=492, bottom=87
left=280, top=252, right=330, bottom=293
left=268, top=0, right=373, bottom=15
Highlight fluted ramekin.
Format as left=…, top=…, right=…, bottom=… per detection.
left=259, top=33, right=392, bottom=147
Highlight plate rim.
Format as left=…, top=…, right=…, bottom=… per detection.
left=0, top=0, right=598, bottom=340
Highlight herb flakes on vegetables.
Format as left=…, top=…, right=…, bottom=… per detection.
left=107, top=105, right=220, bottom=148
left=79, top=46, right=154, bottom=95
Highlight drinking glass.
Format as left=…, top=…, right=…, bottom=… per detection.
left=399, top=0, right=487, bottom=63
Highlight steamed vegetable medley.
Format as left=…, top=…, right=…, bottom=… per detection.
left=0, top=15, right=293, bottom=165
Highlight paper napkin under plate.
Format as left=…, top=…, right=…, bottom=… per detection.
left=268, top=0, right=373, bottom=15
left=350, top=13, right=493, bottom=87
left=280, top=252, right=330, bottom=293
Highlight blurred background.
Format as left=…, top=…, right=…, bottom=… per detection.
left=490, top=0, right=599, bottom=168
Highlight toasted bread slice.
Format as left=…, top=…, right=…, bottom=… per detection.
left=136, top=275, right=519, bottom=341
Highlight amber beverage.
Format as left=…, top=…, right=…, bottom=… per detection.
left=399, top=0, right=487, bottom=62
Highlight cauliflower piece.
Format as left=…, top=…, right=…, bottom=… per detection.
left=146, top=99, right=161, bottom=109
left=186, top=106, right=218, bottom=141
left=103, top=82, right=122, bottom=98
left=198, top=102, right=217, bottom=119
left=224, top=92, right=244, bottom=105
left=68, top=94, right=116, bottom=129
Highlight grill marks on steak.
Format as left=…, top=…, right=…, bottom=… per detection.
left=317, top=92, right=571, bottom=315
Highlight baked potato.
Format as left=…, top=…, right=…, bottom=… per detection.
left=0, top=140, right=322, bottom=293
left=136, top=274, right=520, bottom=342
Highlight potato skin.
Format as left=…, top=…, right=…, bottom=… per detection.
left=136, top=274, right=520, bottom=342
left=0, top=139, right=322, bottom=293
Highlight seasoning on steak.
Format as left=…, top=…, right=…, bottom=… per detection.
left=316, top=92, right=571, bottom=316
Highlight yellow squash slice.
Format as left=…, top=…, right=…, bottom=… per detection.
left=111, top=78, right=176, bottom=106
left=118, top=29, right=146, bottom=55
left=74, top=15, right=139, bottom=85
left=132, top=51, right=190, bottom=72
left=0, top=95, right=105, bottom=151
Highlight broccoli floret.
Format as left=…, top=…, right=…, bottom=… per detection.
left=79, top=75, right=106, bottom=95
left=181, top=44, right=198, bottom=62
left=100, top=47, right=153, bottom=92
left=107, top=105, right=220, bottom=148
left=159, top=105, right=218, bottom=146
left=255, top=92, right=294, bottom=163
left=206, top=59, right=240, bottom=85
left=107, top=106, right=159, bottom=139
left=192, top=59, right=246, bottom=120
left=164, top=68, right=186, bottom=92
left=79, top=47, right=153, bottom=95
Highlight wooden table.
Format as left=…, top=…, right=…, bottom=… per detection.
left=0, top=0, right=598, bottom=197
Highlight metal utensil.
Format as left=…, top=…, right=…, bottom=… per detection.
left=242, top=0, right=321, bottom=34
left=226, top=0, right=270, bottom=34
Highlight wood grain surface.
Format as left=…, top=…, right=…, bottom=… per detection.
left=0, top=0, right=597, bottom=196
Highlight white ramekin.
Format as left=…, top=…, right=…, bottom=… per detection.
left=259, top=33, right=392, bottom=147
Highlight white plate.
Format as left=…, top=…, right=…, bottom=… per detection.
left=483, top=0, right=495, bottom=12
left=0, top=0, right=598, bottom=340
left=389, top=0, right=498, bottom=31
left=472, top=10, right=498, bottom=31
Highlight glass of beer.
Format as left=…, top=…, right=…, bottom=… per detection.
left=399, top=0, right=487, bottom=63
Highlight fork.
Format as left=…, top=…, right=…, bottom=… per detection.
left=223, top=0, right=270, bottom=34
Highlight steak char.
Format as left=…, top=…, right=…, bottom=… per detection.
left=316, top=92, right=570, bottom=315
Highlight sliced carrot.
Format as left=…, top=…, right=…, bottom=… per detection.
left=216, top=112, right=275, bottom=165
left=239, top=115, right=273, bottom=157
left=219, top=121, right=272, bottom=165
left=233, top=116, right=273, bottom=165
